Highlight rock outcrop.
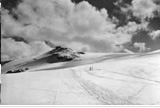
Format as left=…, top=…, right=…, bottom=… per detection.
left=46, top=46, right=80, bottom=63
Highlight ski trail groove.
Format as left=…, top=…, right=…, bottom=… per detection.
left=71, top=69, right=136, bottom=105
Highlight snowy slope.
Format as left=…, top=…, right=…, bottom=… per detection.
left=1, top=52, right=160, bottom=105
left=1, top=46, right=80, bottom=74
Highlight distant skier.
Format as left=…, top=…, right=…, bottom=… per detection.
left=89, top=66, right=93, bottom=71
left=89, top=67, right=91, bottom=71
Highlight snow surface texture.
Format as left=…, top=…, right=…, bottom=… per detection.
left=1, top=51, right=160, bottom=105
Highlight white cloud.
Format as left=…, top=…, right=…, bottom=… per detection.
left=115, top=0, right=160, bottom=20
left=1, top=0, right=150, bottom=60
left=111, top=21, right=148, bottom=45
left=134, top=42, right=150, bottom=52
left=150, top=30, right=160, bottom=39
left=132, top=0, right=158, bottom=20
left=1, top=38, right=51, bottom=61
left=2, top=0, right=116, bottom=49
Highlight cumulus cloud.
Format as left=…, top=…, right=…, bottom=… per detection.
left=2, top=0, right=116, bottom=48
left=1, top=38, right=51, bottom=61
left=150, top=30, right=160, bottom=39
left=132, top=0, right=157, bottom=20
left=111, top=21, right=148, bottom=45
left=1, top=0, right=151, bottom=60
left=113, top=0, right=159, bottom=52
left=134, top=42, right=150, bottom=52
left=116, top=0, right=160, bottom=21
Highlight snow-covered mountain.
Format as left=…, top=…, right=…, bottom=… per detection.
left=148, top=49, right=160, bottom=54
left=1, top=47, right=160, bottom=105
left=1, top=46, right=82, bottom=74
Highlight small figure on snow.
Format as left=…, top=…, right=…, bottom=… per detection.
left=89, top=66, right=93, bottom=71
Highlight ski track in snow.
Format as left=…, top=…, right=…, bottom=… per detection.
left=71, top=69, right=135, bottom=105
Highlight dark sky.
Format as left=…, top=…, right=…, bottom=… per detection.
left=1, top=0, right=22, bottom=10
left=148, top=17, right=160, bottom=30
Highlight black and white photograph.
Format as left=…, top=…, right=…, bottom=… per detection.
left=1, top=0, right=160, bottom=106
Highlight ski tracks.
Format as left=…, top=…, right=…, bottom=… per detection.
left=71, top=69, right=135, bottom=105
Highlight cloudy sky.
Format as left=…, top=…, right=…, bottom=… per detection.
left=1, top=0, right=160, bottom=61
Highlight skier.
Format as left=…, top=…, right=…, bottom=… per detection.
left=89, top=66, right=93, bottom=71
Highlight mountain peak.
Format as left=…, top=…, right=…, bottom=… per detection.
left=42, top=46, right=81, bottom=63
